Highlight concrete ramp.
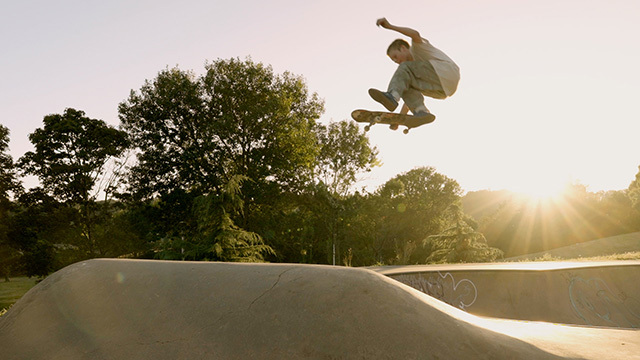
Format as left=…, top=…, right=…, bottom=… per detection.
left=372, top=261, right=640, bottom=328
left=0, top=259, right=638, bottom=359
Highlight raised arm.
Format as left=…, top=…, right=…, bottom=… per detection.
left=376, top=18, right=423, bottom=43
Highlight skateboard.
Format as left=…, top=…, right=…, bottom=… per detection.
left=351, top=109, right=435, bottom=134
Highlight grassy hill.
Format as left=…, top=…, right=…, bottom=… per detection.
left=505, top=232, right=640, bottom=261
left=0, top=277, right=37, bottom=315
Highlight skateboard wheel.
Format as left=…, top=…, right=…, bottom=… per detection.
left=364, top=125, right=371, bottom=132
left=403, top=129, right=409, bottom=134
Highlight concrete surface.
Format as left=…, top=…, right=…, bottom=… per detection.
left=0, top=259, right=639, bottom=359
left=371, top=261, right=640, bottom=328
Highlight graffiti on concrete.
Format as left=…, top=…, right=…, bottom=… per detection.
left=394, top=272, right=477, bottom=310
left=569, top=276, right=640, bottom=328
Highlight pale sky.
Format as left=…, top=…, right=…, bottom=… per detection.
left=2, top=0, right=639, bottom=197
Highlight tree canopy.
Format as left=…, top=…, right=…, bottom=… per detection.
left=0, top=125, right=22, bottom=205
left=119, top=58, right=325, bottom=201
left=0, top=125, right=23, bottom=280
left=629, top=166, right=640, bottom=212
left=19, top=108, right=128, bottom=204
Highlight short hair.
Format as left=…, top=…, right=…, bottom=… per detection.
left=387, top=39, right=410, bottom=54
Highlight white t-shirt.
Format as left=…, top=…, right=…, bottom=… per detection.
left=411, top=39, right=460, bottom=98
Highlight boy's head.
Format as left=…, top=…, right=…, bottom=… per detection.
left=386, top=39, right=412, bottom=64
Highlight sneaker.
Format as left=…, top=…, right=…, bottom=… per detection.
left=368, top=88, right=398, bottom=112
left=413, top=110, right=436, bottom=123
left=413, top=110, right=431, bottom=118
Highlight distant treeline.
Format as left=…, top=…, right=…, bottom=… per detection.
left=463, top=185, right=640, bottom=257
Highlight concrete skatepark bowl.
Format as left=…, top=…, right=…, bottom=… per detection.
left=371, top=261, right=640, bottom=328
left=0, top=259, right=638, bottom=359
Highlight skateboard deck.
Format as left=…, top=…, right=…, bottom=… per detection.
left=351, top=109, right=435, bottom=134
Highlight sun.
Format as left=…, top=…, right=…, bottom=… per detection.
left=511, top=179, right=567, bottom=203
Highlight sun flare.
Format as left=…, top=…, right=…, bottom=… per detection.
left=511, top=180, right=567, bottom=203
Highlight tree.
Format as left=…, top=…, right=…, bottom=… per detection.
left=201, top=58, right=324, bottom=199
left=0, top=125, right=23, bottom=280
left=118, top=67, right=212, bottom=199
left=119, top=58, right=324, bottom=202
left=314, top=120, right=379, bottom=196
left=119, top=58, right=325, bottom=260
left=238, top=119, right=380, bottom=265
left=629, top=165, right=640, bottom=213
left=381, top=167, right=463, bottom=262
left=0, top=125, right=22, bottom=204
left=593, top=190, right=638, bottom=235
left=154, top=176, right=274, bottom=262
left=340, top=190, right=392, bottom=265
left=247, top=120, right=379, bottom=264
left=18, top=108, right=129, bottom=257
left=9, top=190, right=67, bottom=278
left=425, top=204, right=503, bottom=263
left=342, top=167, right=463, bottom=265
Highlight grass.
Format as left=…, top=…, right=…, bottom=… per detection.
left=505, top=232, right=640, bottom=262
left=528, top=251, right=640, bottom=262
left=0, top=277, right=38, bottom=316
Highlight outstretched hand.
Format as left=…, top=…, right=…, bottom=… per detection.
left=376, top=17, right=392, bottom=29
left=375, top=18, right=422, bottom=43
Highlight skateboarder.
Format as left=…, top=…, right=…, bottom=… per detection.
left=369, top=18, right=460, bottom=129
